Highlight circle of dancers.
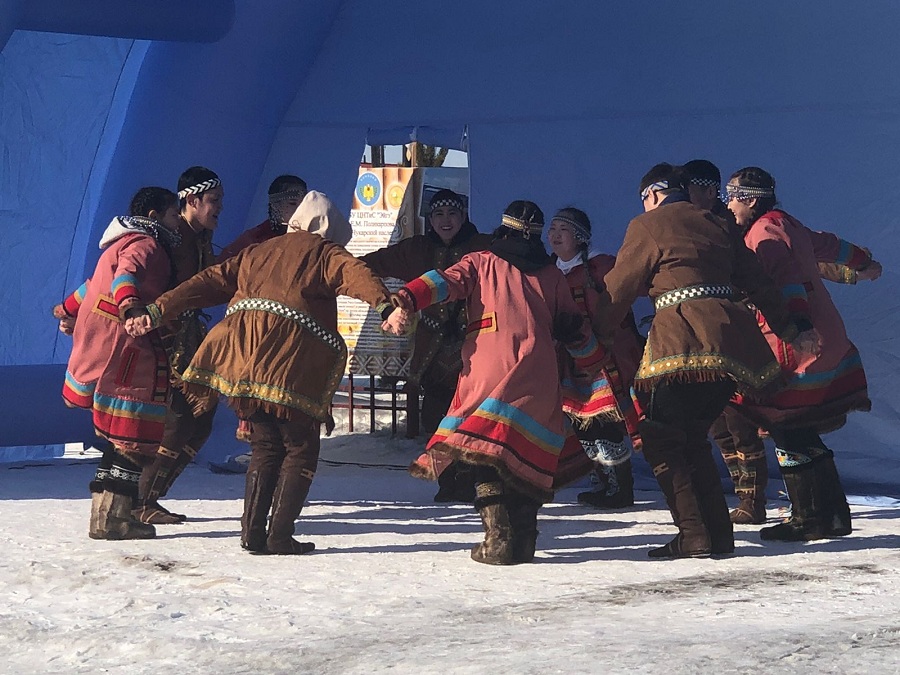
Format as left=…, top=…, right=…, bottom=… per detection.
left=53, top=160, right=882, bottom=562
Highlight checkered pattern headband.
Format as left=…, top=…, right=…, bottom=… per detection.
left=177, top=178, right=221, bottom=200
left=501, top=214, right=543, bottom=235
left=725, top=184, right=775, bottom=203
left=689, top=177, right=720, bottom=188
left=552, top=216, right=591, bottom=244
left=430, top=196, right=464, bottom=213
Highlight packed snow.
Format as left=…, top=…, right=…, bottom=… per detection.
left=2, top=422, right=899, bottom=675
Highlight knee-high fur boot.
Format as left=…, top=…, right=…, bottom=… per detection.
left=133, top=446, right=188, bottom=525
left=817, top=455, right=852, bottom=537
left=91, top=447, right=156, bottom=540
left=241, top=467, right=279, bottom=552
left=264, top=468, right=315, bottom=555
left=761, top=452, right=829, bottom=541
left=640, top=420, right=712, bottom=559
left=471, top=481, right=515, bottom=565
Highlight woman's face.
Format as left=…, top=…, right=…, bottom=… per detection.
left=726, top=181, right=757, bottom=228
left=430, top=206, right=464, bottom=244
left=548, top=219, right=580, bottom=260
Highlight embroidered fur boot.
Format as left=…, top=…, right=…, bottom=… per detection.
left=471, top=481, right=515, bottom=565
left=577, top=461, right=634, bottom=509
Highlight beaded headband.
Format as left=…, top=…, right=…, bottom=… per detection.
left=177, top=178, right=221, bottom=200
left=551, top=215, right=591, bottom=244
left=269, top=188, right=307, bottom=203
left=725, top=184, right=775, bottom=203
left=430, top=196, right=465, bottom=213
left=501, top=213, right=543, bottom=235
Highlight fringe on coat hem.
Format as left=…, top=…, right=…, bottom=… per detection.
left=409, top=443, right=553, bottom=504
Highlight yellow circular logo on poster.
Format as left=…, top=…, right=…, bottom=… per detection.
left=386, top=183, right=405, bottom=210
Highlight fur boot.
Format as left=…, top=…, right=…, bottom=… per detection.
left=241, top=468, right=279, bottom=552
left=96, top=490, right=156, bottom=540
left=760, top=460, right=829, bottom=541
left=471, top=481, right=515, bottom=565
left=577, top=461, right=634, bottom=509
left=730, top=496, right=767, bottom=525
left=88, top=491, right=104, bottom=539
left=640, top=420, right=712, bottom=559
left=263, top=468, right=315, bottom=555
left=817, top=456, right=852, bottom=537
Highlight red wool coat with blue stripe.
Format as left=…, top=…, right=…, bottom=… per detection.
left=59, top=218, right=172, bottom=454
left=402, top=250, right=607, bottom=502
left=738, top=209, right=872, bottom=433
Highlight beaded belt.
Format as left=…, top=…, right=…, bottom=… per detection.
left=225, top=297, right=343, bottom=352
left=654, top=284, right=733, bottom=311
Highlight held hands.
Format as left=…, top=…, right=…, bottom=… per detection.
left=857, top=259, right=882, bottom=282
left=58, top=316, right=75, bottom=335
left=124, top=313, right=154, bottom=338
left=382, top=307, right=413, bottom=336
left=791, top=328, right=822, bottom=358
left=51, top=304, right=75, bottom=335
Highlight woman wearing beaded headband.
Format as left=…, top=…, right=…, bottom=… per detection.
left=725, top=166, right=881, bottom=542
left=384, top=200, right=607, bottom=565
left=547, top=207, right=644, bottom=510
left=53, top=187, right=181, bottom=541
left=592, top=162, right=814, bottom=559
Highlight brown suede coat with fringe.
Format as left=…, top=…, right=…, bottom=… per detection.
left=594, top=198, right=797, bottom=393
left=151, top=230, right=390, bottom=428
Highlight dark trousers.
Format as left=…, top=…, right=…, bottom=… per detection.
left=242, top=410, right=321, bottom=550
left=137, top=387, right=217, bottom=506
left=641, top=380, right=736, bottom=552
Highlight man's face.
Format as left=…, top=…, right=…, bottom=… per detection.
left=430, top=206, right=464, bottom=244
left=186, top=186, right=224, bottom=231
left=687, top=183, right=718, bottom=211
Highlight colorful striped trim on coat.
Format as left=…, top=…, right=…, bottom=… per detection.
left=781, top=282, right=812, bottom=318
left=93, top=393, right=167, bottom=448
left=835, top=239, right=870, bottom=268
left=111, top=273, right=140, bottom=306
left=63, top=282, right=88, bottom=317
left=403, top=270, right=450, bottom=311
left=63, top=371, right=95, bottom=408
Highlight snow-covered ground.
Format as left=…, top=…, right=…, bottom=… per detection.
left=2, top=430, right=899, bottom=675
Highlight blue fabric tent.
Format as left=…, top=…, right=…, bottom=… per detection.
left=1, top=1, right=897, bottom=493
